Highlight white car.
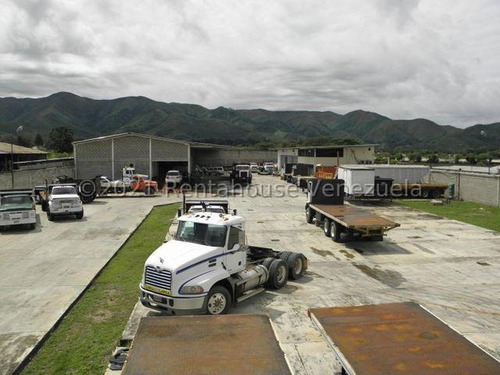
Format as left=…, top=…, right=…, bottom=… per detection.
left=250, top=163, right=260, bottom=173
left=165, top=170, right=182, bottom=187
left=47, top=185, right=84, bottom=221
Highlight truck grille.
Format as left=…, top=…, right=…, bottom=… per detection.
left=145, top=266, right=172, bottom=291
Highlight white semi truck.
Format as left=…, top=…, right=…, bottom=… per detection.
left=140, top=209, right=307, bottom=315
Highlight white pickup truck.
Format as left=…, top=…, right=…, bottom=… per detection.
left=46, top=185, right=84, bottom=221
left=0, top=191, right=37, bottom=230
left=140, top=208, right=307, bottom=315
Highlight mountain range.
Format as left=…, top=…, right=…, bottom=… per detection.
left=0, top=92, right=498, bottom=151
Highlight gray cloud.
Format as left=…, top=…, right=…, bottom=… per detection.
left=0, top=0, right=499, bottom=127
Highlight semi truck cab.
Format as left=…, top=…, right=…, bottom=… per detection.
left=140, top=209, right=307, bottom=315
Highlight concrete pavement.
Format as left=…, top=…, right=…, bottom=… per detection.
left=124, top=174, right=500, bottom=374
left=0, top=194, right=179, bottom=375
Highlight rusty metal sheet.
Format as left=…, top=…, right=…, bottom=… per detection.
left=308, top=302, right=500, bottom=375
left=311, top=204, right=400, bottom=230
left=123, top=314, right=291, bottom=375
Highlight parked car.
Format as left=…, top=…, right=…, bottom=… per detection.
left=165, top=170, right=183, bottom=188
left=250, top=163, right=260, bottom=173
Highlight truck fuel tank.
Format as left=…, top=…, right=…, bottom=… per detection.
left=234, top=264, right=268, bottom=294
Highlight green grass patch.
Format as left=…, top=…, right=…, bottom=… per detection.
left=21, top=203, right=178, bottom=375
left=396, top=200, right=500, bottom=232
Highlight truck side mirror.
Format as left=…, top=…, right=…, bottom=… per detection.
left=232, top=244, right=240, bottom=251
left=232, top=209, right=237, bottom=215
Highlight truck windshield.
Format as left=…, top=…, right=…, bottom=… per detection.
left=52, top=187, right=77, bottom=195
left=175, top=221, right=227, bottom=247
left=1, top=195, right=31, bottom=205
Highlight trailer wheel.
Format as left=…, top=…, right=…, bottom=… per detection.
left=205, top=286, right=231, bottom=315
left=431, top=189, right=441, bottom=199
left=323, top=219, right=331, bottom=237
left=305, top=207, right=314, bottom=224
left=287, top=253, right=306, bottom=280
left=267, top=259, right=288, bottom=289
left=421, top=189, right=430, bottom=199
left=330, top=221, right=341, bottom=242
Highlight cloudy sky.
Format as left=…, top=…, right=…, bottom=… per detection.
left=1, top=0, right=499, bottom=127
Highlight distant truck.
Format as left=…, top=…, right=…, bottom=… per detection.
left=230, top=164, right=252, bottom=185
left=305, top=179, right=400, bottom=242
left=101, top=167, right=158, bottom=196
left=0, top=190, right=37, bottom=230
left=337, top=166, right=449, bottom=199
left=44, top=185, right=84, bottom=221
left=140, top=205, right=307, bottom=315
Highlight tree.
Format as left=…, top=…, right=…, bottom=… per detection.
left=48, top=126, right=74, bottom=153
left=17, top=133, right=33, bottom=147
left=426, top=153, right=439, bottom=164
left=34, top=133, right=44, bottom=147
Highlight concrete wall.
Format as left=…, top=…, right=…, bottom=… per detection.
left=0, top=161, right=75, bottom=190
left=192, top=149, right=276, bottom=167
left=430, top=169, right=500, bottom=207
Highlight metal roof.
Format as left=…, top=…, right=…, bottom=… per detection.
left=0, top=142, right=48, bottom=155
left=72, top=132, right=231, bottom=149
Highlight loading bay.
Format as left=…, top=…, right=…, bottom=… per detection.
left=1, top=174, right=499, bottom=374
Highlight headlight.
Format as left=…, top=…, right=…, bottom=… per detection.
left=180, top=285, right=204, bottom=294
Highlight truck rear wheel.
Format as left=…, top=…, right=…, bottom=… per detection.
left=323, top=219, right=331, bottom=237
left=206, top=286, right=231, bottom=315
left=306, top=207, right=314, bottom=224
left=287, top=253, right=306, bottom=280
left=267, top=259, right=288, bottom=289
left=330, top=221, right=341, bottom=242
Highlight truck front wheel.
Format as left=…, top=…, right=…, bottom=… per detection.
left=205, top=286, right=231, bottom=315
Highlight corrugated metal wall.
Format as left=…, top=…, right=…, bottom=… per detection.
left=75, top=135, right=189, bottom=179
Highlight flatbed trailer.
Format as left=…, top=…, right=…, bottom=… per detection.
left=307, top=203, right=400, bottom=242
left=122, top=314, right=291, bottom=375
left=392, top=183, right=449, bottom=199
left=308, top=302, right=500, bottom=375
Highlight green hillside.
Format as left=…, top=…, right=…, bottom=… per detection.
left=0, top=92, right=498, bottom=151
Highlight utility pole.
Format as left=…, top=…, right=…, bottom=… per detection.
left=11, top=125, right=24, bottom=189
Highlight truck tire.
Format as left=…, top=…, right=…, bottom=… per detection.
left=76, top=210, right=84, bottom=220
left=262, top=257, right=275, bottom=271
left=267, top=259, right=288, bottom=289
left=205, top=286, right=231, bottom=315
left=287, top=253, right=306, bottom=280
left=29, top=223, right=36, bottom=230
left=330, top=221, right=341, bottom=242
left=306, top=207, right=314, bottom=224
left=422, top=189, right=430, bottom=199
left=323, top=219, right=331, bottom=237
left=278, top=251, right=292, bottom=262
left=47, top=211, right=54, bottom=221
left=431, top=189, right=441, bottom=199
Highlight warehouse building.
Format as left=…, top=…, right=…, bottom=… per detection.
left=276, top=144, right=377, bottom=172
left=73, top=132, right=276, bottom=182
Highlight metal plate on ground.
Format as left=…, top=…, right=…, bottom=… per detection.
left=123, top=314, right=292, bottom=375
left=308, top=302, right=500, bottom=375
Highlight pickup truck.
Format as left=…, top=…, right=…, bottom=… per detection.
left=45, top=185, right=84, bottom=221
left=0, top=191, right=37, bottom=230
left=140, top=207, right=307, bottom=315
